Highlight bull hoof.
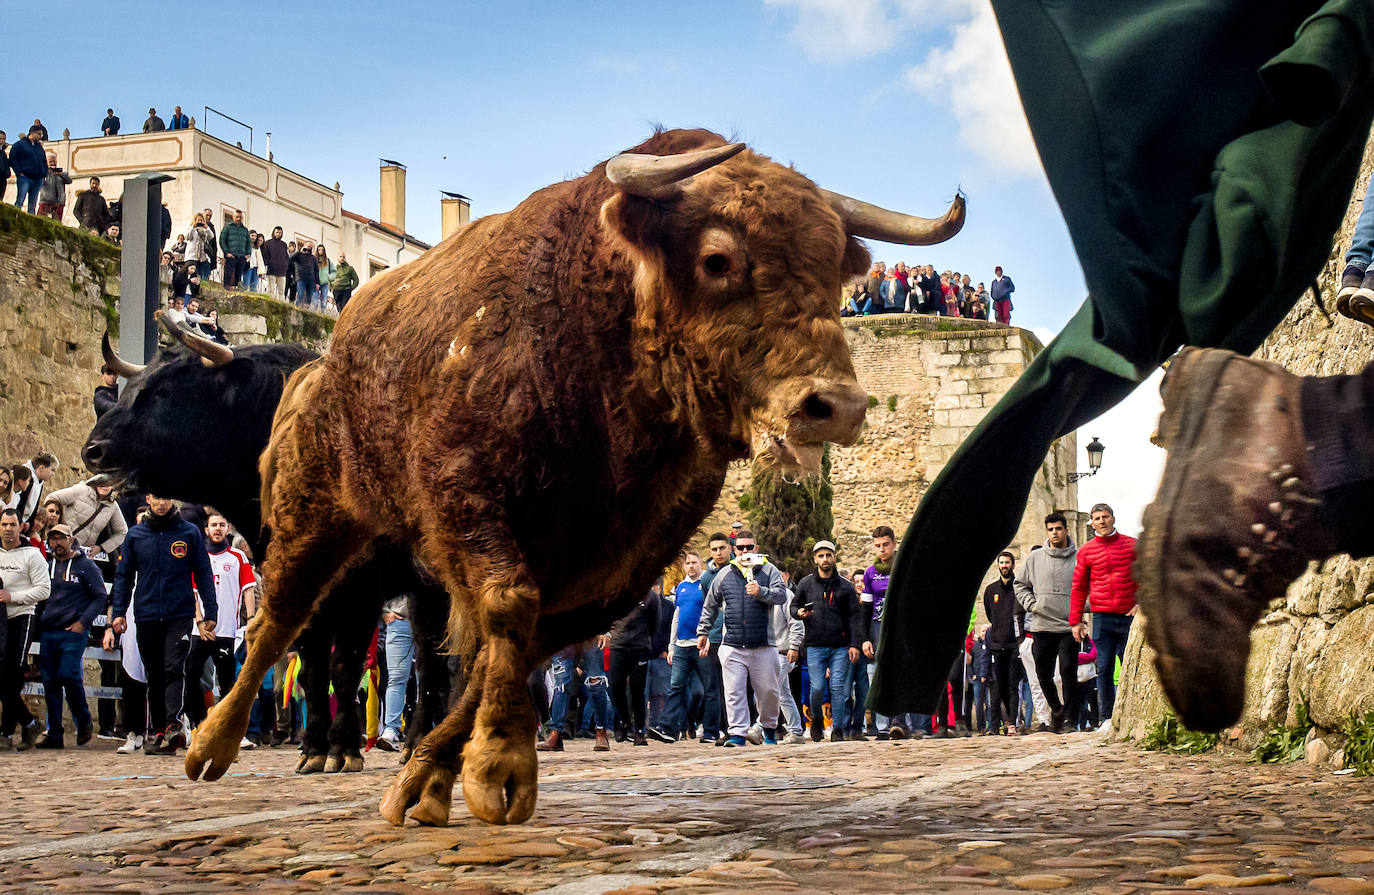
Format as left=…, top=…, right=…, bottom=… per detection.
left=460, top=726, right=538, bottom=826
left=379, top=758, right=456, bottom=827
left=399, top=744, right=413, bottom=765
left=296, top=753, right=327, bottom=774
left=342, top=754, right=365, bottom=773
left=323, top=753, right=343, bottom=774
left=184, top=706, right=243, bottom=782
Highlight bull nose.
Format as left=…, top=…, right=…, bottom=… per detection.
left=82, top=439, right=108, bottom=469
left=797, top=383, right=867, bottom=445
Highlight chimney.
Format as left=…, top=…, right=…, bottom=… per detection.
left=440, top=193, right=471, bottom=241
left=380, top=161, right=406, bottom=234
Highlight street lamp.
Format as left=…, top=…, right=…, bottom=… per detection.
left=1063, top=436, right=1105, bottom=484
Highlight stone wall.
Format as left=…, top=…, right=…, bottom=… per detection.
left=702, top=315, right=1081, bottom=591
left=0, top=202, right=334, bottom=493
left=1113, top=134, right=1374, bottom=762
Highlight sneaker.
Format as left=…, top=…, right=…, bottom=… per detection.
left=721, top=735, right=747, bottom=748
left=745, top=723, right=764, bottom=746
left=911, top=728, right=928, bottom=740
left=781, top=732, right=807, bottom=745
left=269, top=729, right=286, bottom=747
left=97, top=729, right=121, bottom=741
left=761, top=729, right=778, bottom=745
left=375, top=729, right=400, bottom=752
left=117, top=733, right=144, bottom=754
left=1347, top=272, right=1374, bottom=326
left=144, top=732, right=168, bottom=755
left=699, top=734, right=717, bottom=746
left=647, top=727, right=677, bottom=744
left=165, top=724, right=187, bottom=750
left=875, top=732, right=890, bottom=741
left=239, top=737, right=258, bottom=750
left=632, top=731, right=648, bottom=746
left=35, top=735, right=64, bottom=749
left=1336, top=263, right=1365, bottom=315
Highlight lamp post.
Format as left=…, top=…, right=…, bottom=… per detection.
left=1062, top=436, right=1105, bottom=484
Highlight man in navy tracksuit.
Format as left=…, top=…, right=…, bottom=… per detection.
left=35, top=523, right=108, bottom=748
left=110, top=495, right=216, bottom=756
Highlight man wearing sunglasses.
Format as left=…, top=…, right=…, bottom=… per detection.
left=696, top=530, right=788, bottom=747
left=35, top=524, right=108, bottom=748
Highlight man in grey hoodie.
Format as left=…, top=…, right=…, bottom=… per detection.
left=1014, top=513, right=1079, bottom=733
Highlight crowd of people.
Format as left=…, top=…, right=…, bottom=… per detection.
left=2, top=119, right=360, bottom=317
left=0, top=428, right=1137, bottom=760
left=844, top=261, right=1017, bottom=324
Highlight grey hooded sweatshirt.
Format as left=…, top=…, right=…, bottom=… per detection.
left=1013, top=536, right=1078, bottom=634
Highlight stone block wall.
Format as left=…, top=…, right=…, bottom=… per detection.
left=702, top=314, right=1080, bottom=591
left=1113, top=131, right=1374, bottom=761
left=0, top=202, right=333, bottom=493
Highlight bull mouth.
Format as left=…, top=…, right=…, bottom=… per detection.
left=755, top=426, right=827, bottom=480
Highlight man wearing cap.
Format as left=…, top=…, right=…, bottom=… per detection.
left=793, top=541, right=864, bottom=742
left=35, top=524, right=108, bottom=748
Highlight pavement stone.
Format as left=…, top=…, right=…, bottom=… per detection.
left=2, top=731, right=1374, bottom=892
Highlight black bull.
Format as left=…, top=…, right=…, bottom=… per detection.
left=86, top=332, right=451, bottom=770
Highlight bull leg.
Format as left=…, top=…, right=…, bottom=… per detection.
left=185, top=515, right=368, bottom=783
left=295, top=622, right=333, bottom=774
left=380, top=643, right=485, bottom=826
left=401, top=577, right=454, bottom=763
left=325, top=587, right=380, bottom=773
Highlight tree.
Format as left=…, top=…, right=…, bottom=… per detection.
left=746, top=446, right=834, bottom=583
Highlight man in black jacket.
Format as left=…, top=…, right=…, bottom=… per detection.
left=606, top=586, right=663, bottom=745
left=983, top=550, right=1025, bottom=735
left=101, top=109, right=120, bottom=135
left=792, top=540, right=863, bottom=742
left=35, top=524, right=108, bottom=748
left=261, top=227, right=290, bottom=300
left=94, top=366, right=120, bottom=418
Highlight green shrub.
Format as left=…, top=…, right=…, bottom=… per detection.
left=1341, top=710, right=1374, bottom=775
left=1252, top=702, right=1312, bottom=764
left=886, top=395, right=898, bottom=413
left=1138, top=713, right=1220, bottom=755
left=867, top=395, right=880, bottom=409
left=736, top=493, right=753, bottom=512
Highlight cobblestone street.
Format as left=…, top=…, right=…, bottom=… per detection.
left=5, top=733, right=1374, bottom=893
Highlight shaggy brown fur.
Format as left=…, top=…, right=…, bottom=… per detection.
left=184, top=128, right=871, bottom=828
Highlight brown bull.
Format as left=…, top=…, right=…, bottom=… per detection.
left=184, top=128, right=964, bottom=827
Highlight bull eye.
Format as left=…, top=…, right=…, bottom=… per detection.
left=702, top=253, right=731, bottom=276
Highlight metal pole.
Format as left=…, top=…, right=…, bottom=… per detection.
left=119, top=173, right=175, bottom=365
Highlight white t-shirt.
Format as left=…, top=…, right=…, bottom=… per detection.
left=203, top=544, right=256, bottom=634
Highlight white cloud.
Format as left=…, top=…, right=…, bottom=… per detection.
left=1032, top=325, right=1056, bottom=346
left=902, top=3, right=1040, bottom=175
left=766, top=0, right=1041, bottom=175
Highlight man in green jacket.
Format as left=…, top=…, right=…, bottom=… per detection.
left=873, top=0, right=1374, bottom=733
left=330, top=253, right=360, bottom=311
left=218, top=210, right=252, bottom=290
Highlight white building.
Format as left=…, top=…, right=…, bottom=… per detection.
left=27, top=127, right=471, bottom=286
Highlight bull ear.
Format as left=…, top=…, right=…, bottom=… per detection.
left=599, top=192, right=666, bottom=256
left=841, top=236, right=871, bottom=279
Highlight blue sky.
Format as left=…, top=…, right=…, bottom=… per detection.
left=9, top=0, right=1161, bottom=528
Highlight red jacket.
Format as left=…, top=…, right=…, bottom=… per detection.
left=1069, top=531, right=1138, bottom=625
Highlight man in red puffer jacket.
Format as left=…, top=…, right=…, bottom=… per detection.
left=1069, top=503, right=1137, bottom=734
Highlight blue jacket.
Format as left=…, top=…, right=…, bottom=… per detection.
left=111, top=513, right=216, bottom=623
left=9, top=137, right=47, bottom=179
left=990, top=275, right=1015, bottom=301
left=698, top=559, right=787, bottom=649
left=40, top=552, right=108, bottom=632
left=170, top=113, right=189, bottom=130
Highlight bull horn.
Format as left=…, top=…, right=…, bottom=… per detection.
left=101, top=331, right=145, bottom=378
left=606, top=142, right=747, bottom=199
left=821, top=189, right=966, bottom=246
left=156, top=310, right=234, bottom=368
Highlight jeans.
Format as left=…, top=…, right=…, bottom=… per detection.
left=645, top=655, right=670, bottom=729
left=14, top=175, right=41, bottom=213
left=806, top=646, right=852, bottom=738
left=242, top=268, right=259, bottom=292
left=550, top=646, right=611, bottom=734
left=135, top=617, right=194, bottom=733
left=1093, top=613, right=1134, bottom=721
left=971, top=678, right=990, bottom=731
left=383, top=618, right=413, bottom=735
left=661, top=643, right=720, bottom=737
left=1346, top=176, right=1374, bottom=268
left=40, top=629, right=91, bottom=740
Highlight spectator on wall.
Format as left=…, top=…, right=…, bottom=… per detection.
left=169, top=107, right=189, bottom=130
left=101, top=109, right=120, bottom=135
left=991, top=266, right=1015, bottom=324
left=74, top=176, right=111, bottom=234
left=0, top=131, right=11, bottom=205
left=143, top=108, right=165, bottom=132
left=36, top=153, right=72, bottom=220
left=261, top=227, right=290, bottom=301
left=10, top=126, right=49, bottom=214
